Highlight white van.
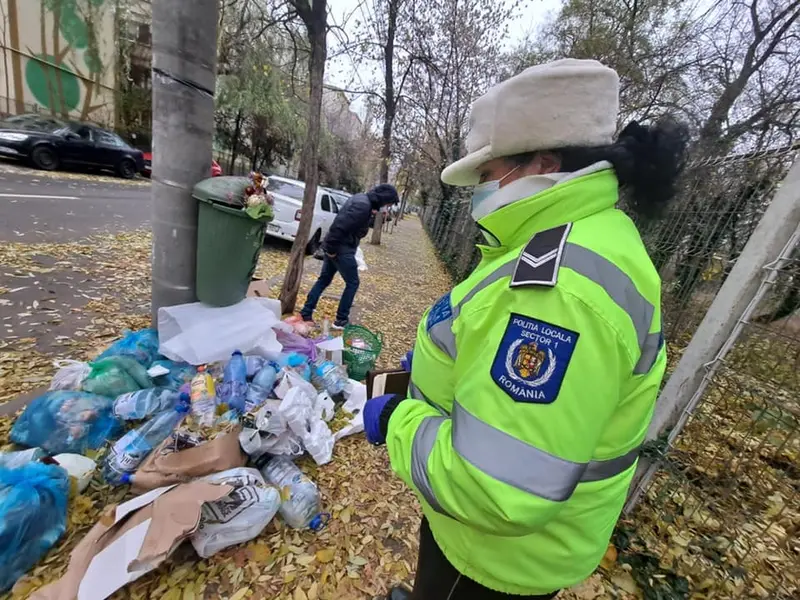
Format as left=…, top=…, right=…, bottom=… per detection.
left=265, top=176, right=340, bottom=254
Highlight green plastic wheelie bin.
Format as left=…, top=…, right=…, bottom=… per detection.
left=193, top=176, right=266, bottom=307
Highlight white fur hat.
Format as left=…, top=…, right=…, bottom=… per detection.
left=441, top=59, right=620, bottom=187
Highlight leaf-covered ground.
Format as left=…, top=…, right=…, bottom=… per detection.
left=5, top=215, right=775, bottom=600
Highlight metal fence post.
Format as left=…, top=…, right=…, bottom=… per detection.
left=626, top=158, right=800, bottom=510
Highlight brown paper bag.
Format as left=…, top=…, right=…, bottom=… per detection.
left=130, top=426, right=246, bottom=493
left=33, top=481, right=232, bottom=600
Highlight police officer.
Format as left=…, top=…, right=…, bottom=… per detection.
left=363, top=59, right=688, bottom=599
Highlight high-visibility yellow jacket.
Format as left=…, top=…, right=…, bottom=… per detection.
left=386, top=168, right=665, bottom=595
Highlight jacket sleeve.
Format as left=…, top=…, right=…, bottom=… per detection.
left=323, top=197, right=371, bottom=254
left=386, top=285, right=635, bottom=537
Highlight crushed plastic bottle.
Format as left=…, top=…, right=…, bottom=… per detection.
left=190, top=366, right=217, bottom=426
left=217, top=351, right=248, bottom=413
left=113, top=387, right=181, bottom=420
left=245, top=362, right=278, bottom=412
left=102, top=398, right=190, bottom=485
left=260, top=456, right=323, bottom=529
left=312, top=359, right=348, bottom=396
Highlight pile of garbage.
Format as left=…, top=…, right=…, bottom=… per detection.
left=0, top=297, right=377, bottom=598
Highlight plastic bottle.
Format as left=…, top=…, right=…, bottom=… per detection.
left=244, top=355, right=266, bottom=379
left=312, top=359, right=348, bottom=395
left=113, top=387, right=180, bottom=420
left=260, top=456, right=323, bottom=529
left=245, top=362, right=278, bottom=413
left=190, top=366, right=217, bottom=426
left=217, top=351, right=248, bottom=413
left=103, top=398, right=190, bottom=485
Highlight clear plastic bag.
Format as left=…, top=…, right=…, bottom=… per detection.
left=82, top=356, right=152, bottom=398
left=96, top=328, right=160, bottom=367
left=10, top=391, right=122, bottom=455
left=0, top=462, right=70, bottom=593
left=49, top=359, right=91, bottom=391
left=192, top=467, right=280, bottom=558
left=355, top=247, right=368, bottom=272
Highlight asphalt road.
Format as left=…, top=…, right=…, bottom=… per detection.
left=0, top=166, right=151, bottom=242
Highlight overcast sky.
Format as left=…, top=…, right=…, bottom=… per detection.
left=325, top=0, right=564, bottom=117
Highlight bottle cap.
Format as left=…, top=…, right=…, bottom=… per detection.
left=179, top=392, right=190, bottom=403
left=176, top=403, right=190, bottom=414
left=120, top=472, right=132, bottom=485
left=232, top=350, right=243, bottom=356
left=309, top=513, right=330, bottom=532
left=198, top=365, right=206, bottom=372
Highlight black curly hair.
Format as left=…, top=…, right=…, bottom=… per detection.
left=511, top=117, right=691, bottom=220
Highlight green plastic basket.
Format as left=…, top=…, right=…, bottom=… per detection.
left=342, top=325, right=383, bottom=381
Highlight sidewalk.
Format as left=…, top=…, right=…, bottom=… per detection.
left=0, top=217, right=457, bottom=598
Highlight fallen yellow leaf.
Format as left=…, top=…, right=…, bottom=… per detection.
left=229, top=588, right=250, bottom=600
left=316, top=548, right=336, bottom=563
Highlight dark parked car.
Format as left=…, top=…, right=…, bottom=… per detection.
left=0, top=114, right=145, bottom=179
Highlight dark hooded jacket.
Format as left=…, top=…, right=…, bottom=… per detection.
left=322, top=184, right=398, bottom=255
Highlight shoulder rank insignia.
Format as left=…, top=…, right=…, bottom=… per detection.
left=510, top=223, right=572, bottom=288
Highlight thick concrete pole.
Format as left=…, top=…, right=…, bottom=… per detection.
left=150, top=0, right=218, bottom=323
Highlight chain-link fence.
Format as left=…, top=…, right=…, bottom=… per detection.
left=421, top=147, right=800, bottom=599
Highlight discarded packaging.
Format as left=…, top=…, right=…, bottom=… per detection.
left=191, top=467, right=280, bottom=558
left=52, top=454, right=96, bottom=493
left=10, top=391, right=122, bottom=455
left=82, top=356, right=152, bottom=398
left=0, top=447, right=46, bottom=469
left=32, top=481, right=232, bottom=600
left=157, top=297, right=282, bottom=365
left=49, top=360, right=91, bottom=391
left=333, top=381, right=368, bottom=441
left=261, top=457, right=323, bottom=529
left=0, top=463, right=70, bottom=594
left=129, top=426, right=246, bottom=493
left=95, top=329, right=160, bottom=368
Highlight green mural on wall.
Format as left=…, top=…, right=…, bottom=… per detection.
left=25, top=54, right=81, bottom=112
left=22, top=0, right=109, bottom=119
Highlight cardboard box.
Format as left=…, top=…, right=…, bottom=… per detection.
left=33, top=481, right=232, bottom=600
left=247, top=279, right=272, bottom=298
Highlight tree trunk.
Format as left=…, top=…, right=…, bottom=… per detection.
left=229, top=108, right=243, bottom=173
left=150, top=0, right=218, bottom=323
left=279, top=1, right=327, bottom=314
left=370, top=0, right=399, bottom=246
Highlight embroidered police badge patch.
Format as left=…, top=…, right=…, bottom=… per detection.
left=491, top=313, right=579, bottom=404
left=427, top=292, right=453, bottom=332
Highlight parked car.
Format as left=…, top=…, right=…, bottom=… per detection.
left=265, top=176, right=341, bottom=254
left=323, top=187, right=351, bottom=210
left=0, top=114, right=145, bottom=178
left=140, top=153, right=222, bottom=178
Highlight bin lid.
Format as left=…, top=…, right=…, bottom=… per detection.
left=192, top=176, right=251, bottom=207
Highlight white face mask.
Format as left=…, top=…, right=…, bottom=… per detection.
left=470, top=165, right=520, bottom=220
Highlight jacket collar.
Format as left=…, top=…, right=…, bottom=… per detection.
left=477, top=165, right=619, bottom=252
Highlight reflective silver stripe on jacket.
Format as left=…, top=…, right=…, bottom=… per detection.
left=410, top=400, right=640, bottom=513
left=426, top=243, right=663, bottom=373
left=410, top=416, right=449, bottom=515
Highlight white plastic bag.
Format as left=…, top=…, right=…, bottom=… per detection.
left=260, top=430, right=305, bottom=457
left=301, top=419, right=335, bottom=465
left=274, top=369, right=318, bottom=400
left=314, top=392, right=335, bottom=422
left=355, top=247, right=368, bottom=272
left=334, top=380, right=367, bottom=441
left=49, top=360, right=91, bottom=391
left=157, top=297, right=282, bottom=365
left=279, top=388, right=314, bottom=437
left=192, top=467, right=280, bottom=558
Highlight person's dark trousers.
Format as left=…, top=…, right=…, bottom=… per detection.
left=405, top=518, right=560, bottom=600
left=300, top=252, right=360, bottom=323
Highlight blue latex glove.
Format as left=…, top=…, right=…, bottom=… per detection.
left=400, top=350, right=413, bottom=372
left=364, top=394, right=396, bottom=445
